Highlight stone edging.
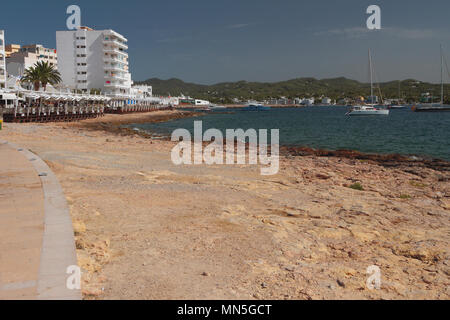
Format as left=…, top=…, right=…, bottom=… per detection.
left=1, top=140, right=81, bottom=300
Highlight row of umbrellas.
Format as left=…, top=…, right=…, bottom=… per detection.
left=23, top=92, right=112, bottom=102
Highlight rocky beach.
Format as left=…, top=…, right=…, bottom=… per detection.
left=1, top=110, right=449, bottom=300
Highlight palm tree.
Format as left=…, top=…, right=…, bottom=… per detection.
left=21, top=61, right=62, bottom=91
left=21, top=65, right=41, bottom=91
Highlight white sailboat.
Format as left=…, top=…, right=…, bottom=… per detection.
left=413, top=45, right=450, bottom=112
left=347, top=49, right=389, bottom=116
left=389, top=81, right=406, bottom=109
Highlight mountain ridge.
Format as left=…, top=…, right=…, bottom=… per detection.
left=136, top=77, right=449, bottom=103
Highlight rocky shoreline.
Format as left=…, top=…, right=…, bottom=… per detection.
left=1, top=110, right=448, bottom=300
left=72, top=110, right=450, bottom=174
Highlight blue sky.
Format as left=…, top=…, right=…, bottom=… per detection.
left=1, top=0, right=450, bottom=84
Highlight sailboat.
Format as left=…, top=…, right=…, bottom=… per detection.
left=347, top=49, right=389, bottom=116
left=413, top=45, right=450, bottom=112
left=388, top=81, right=406, bottom=109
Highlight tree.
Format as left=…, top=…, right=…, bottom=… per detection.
left=21, top=65, right=41, bottom=91
left=21, top=61, right=62, bottom=91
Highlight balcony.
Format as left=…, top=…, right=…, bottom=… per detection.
left=105, top=73, right=128, bottom=81
left=103, top=56, right=128, bottom=64
left=103, top=30, right=127, bottom=42
left=103, top=47, right=128, bottom=57
left=103, top=39, right=128, bottom=50
left=104, top=82, right=129, bottom=89
left=104, top=64, right=125, bottom=72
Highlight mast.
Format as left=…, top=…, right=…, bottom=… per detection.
left=440, top=44, right=444, bottom=105
left=369, top=49, right=374, bottom=104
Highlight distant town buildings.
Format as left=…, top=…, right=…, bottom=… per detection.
left=6, top=44, right=58, bottom=77
left=5, top=44, right=20, bottom=57
left=195, top=99, right=210, bottom=106
left=321, top=97, right=331, bottom=105
left=0, top=30, right=6, bottom=88
left=130, top=85, right=153, bottom=99
left=20, top=44, right=57, bottom=67
left=56, top=27, right=132, bottom=96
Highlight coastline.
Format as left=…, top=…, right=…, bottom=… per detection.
left=1, top=110, right=448, bottom=300
left=76, top=110, right=450, bottom=173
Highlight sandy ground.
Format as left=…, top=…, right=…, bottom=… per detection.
left=1, top=110, right=449, bottom=300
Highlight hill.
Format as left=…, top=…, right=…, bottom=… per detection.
left=136, top=77, right=450, bottom=103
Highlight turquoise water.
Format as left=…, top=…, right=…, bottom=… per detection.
left=127, top=106, right=450, bottom=160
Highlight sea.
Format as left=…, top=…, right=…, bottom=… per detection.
left=125, top=106, right=450, bottom=161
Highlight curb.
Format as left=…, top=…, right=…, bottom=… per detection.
left=1, top=140, right=81, bottom=300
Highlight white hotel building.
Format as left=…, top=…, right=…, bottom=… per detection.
left=0, top=30, right=7, bottom=89
left=56, top=27, right=132, bottom=96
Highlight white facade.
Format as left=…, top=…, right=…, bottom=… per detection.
left=321, top=97, right=331, bottom=105
left=301, top=98, right=315, bottom=106
left=6, top=52, right=39, bottom=77
left=56, top=28, right=131, bottom=95
left=0, top=30, right=6, bottom=89
left=130, top=85, right=152, bottom=99
left=195, top=99, right=210, bottom=106
left=20, top=44, right=57, bottom=68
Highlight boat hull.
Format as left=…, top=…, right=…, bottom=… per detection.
left=413, top=105, right=450, bottom=112
left=242, top=105, right=271, bottom=111
left=348, top=109, right=389, bottom=116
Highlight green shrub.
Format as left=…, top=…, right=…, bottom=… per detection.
left=349, top=182, right=364, bottom=191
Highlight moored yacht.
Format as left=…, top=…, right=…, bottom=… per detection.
left=347, top=105, right=389, bottom=116
left=347, top=49, right=389, bottom=116
left=413, top=45, right=450, bottom=112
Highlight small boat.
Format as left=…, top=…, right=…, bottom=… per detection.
left=209, top=104, right=226, bottom=111
left=412, top=104, right=450, bottom=112
left=347, top=105, right=389, bottom=116
left=388, top=105, right=406, bottom=109
left=347, top=49, right=389, bottom=116
left=413, top=45, right=450, bottom=112
left=242, top=104, right=271, bottom=111
left=194, top=106, right=211, bottom=112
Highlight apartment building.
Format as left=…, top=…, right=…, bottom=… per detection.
left=19, top=44, right=58, bottom=68
left=5, top=44, right=20, bottom=57
left=0, top=30, right=7, bottom=88
left=6, top=51, right=41, bottom=77
left=5, top=43, right=58, bottom=77
left=56, top=27, right=132, bottom=96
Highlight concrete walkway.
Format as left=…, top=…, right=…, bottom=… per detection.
left=0, top=141, right=80, bottom=300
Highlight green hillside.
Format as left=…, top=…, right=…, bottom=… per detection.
left=136, top=77, right=450, bottom=104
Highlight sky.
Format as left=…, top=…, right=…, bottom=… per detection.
left=1, top=0, right=450, bottom=84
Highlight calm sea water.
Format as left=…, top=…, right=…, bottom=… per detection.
left=127, top=106, right=450, bottom=160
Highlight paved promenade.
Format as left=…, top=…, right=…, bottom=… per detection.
left=0, top=141, right=80, bottom=300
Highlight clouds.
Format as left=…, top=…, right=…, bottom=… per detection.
left=314, top=26, right=448, bottom=40
left=313, top=27, right=370, bottom=39
left=226, top=23, right=251, bottom=29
